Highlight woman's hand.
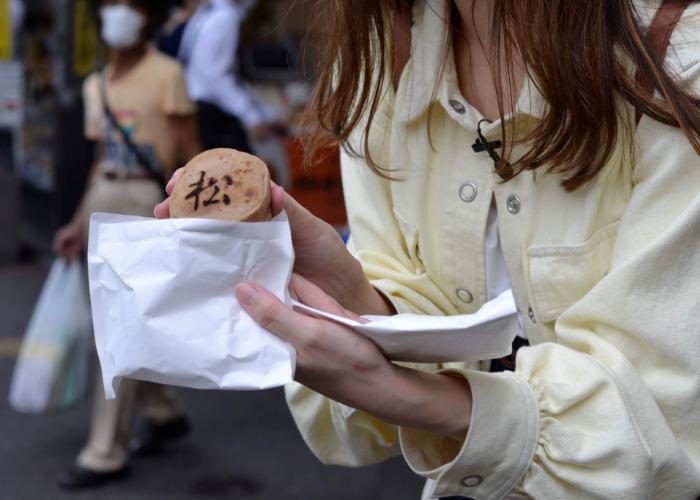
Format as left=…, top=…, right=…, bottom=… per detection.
left=267, top=183, right=393, bottom=315
left=236, top=274, right=473, bottom=441
left=155, top=168, right=393, bottom=315
left=53, top=222, right=84, bottom=261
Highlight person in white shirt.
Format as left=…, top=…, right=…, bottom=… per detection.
left=10, top=0, right=25, bottom=54
left=178, top=0, right=274, bottom=151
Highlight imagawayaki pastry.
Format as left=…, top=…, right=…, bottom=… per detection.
left=170, top=148, right=272, bottom=222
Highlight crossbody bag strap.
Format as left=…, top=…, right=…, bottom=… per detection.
left=100, top=72, right=164, bottom=184
left=634, top=0, right=691, bottom=125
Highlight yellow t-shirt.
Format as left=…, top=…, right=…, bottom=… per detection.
left=83, top=48, right=195, bottom=177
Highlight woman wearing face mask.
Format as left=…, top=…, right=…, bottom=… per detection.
left=156, top=0, right=700, bottom=497
left=54, top=0, right=201, bottom=489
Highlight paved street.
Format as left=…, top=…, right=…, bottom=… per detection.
left=0, top=263, right=423, bottom=500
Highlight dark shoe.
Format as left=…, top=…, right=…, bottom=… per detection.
left=129, top=415, right=191, bottom=457
left=58, top=463, right=130, bottom=490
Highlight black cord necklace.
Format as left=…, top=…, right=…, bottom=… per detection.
left=471, top=118, right=513, bottom=179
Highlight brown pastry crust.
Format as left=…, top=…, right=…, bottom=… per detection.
left=170, top=148, right=272, bottom=222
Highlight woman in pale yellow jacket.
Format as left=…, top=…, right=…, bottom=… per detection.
left=160, top=0, right=700, bottom=497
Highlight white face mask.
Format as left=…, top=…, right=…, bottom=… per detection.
left=100, top=5, right=146, bottom=49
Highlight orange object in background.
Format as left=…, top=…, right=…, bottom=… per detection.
left=285, top=138, right=347, bottom=226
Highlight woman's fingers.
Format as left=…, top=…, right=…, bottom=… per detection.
left=270, top=183, right=285, bottom=216
left=66, top=243, right=82, bottom=261
left=236, top=281, right=321, bottom=346
left=153, top=199, right=170, bottom=219
left=166, top=167, right=185, bottom=195
left=57, top=237, right=82, bottom=261
left=153, top=167, right=185, bottom=219
left=270, top=183, right=313, bottom=222
left=52, top=233, right=65, bottom=255
left=289, top=274, right=363, bottom=322
left=237, top=280, right=397, bottom=414
left=270, top=185, right=329, bottom=243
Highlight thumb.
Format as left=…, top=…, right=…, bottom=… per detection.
left=166, top=167, right=185, bottom=195
left=270, top=185, right=320, bottom=231
left=236, top=281, right=321, bottom=346
left=280, top=190, right=326, bottom=237
left=270, top=183, right=286, bottom=216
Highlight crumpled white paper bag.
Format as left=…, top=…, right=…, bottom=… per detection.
left=88, top=212, right=296, bottom=399
left=293, top=289, right=519, bottom=363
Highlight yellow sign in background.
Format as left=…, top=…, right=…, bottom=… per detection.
left=0, top=0, right=12, bottom=60
left=73, top=0, right=99, bottom=76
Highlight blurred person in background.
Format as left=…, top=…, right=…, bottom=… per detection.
left=177, top=0, right=277, bottom=152
left=156, top=0, right=201, bottom=58
left=53, top=0, right=201, bottom=489
left=10, top=0, right=25, bottom=53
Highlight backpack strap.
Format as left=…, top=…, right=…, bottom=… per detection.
left=392, top=3, right=413, bottom=91
left=634, top=0, right=692, bottom=125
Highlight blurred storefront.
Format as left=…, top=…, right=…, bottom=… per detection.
left=1, top=0, right=344, bottom=264
left=1, top=0, right=99, bottom=262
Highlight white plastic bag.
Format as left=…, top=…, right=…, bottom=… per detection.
left=8, top=259, right=92, bottom=413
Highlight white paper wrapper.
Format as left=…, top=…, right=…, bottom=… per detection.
left=293, top=289, right=519, bottom=363
left=88, top=212, right=296, bottom=399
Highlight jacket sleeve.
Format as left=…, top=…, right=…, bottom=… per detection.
left=284, top=384, right=402, bottom=466
left=398, top=93, right=700, bottom=499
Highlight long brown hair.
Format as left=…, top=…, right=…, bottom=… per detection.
left=302, top=0, right=700, bottom=191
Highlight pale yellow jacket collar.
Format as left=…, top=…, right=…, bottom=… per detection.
left=396, top=0, right=548, bottom=129
left=396, top=0, right=668, bottom=127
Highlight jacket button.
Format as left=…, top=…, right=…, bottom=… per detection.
left=449, top=99, right=466, bottom=114
left=459, top=182, right=478, bottom=203
left=528, top=306, right=536, bottom=324
left=506, top=194, right=521, bottom=214
left=460, top=475, right=484, bottom=487
left=457, top=289, right=474, bottom=304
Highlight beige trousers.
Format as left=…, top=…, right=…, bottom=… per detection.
left=77, top=369, right=182, bottom=471
left=78, top=176, right=182, bottom=472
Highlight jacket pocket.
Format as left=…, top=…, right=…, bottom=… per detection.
left=527, top=222, right=619, bottom=323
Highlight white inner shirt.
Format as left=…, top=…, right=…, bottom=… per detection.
left=485, top=197, right=526, bottom=338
